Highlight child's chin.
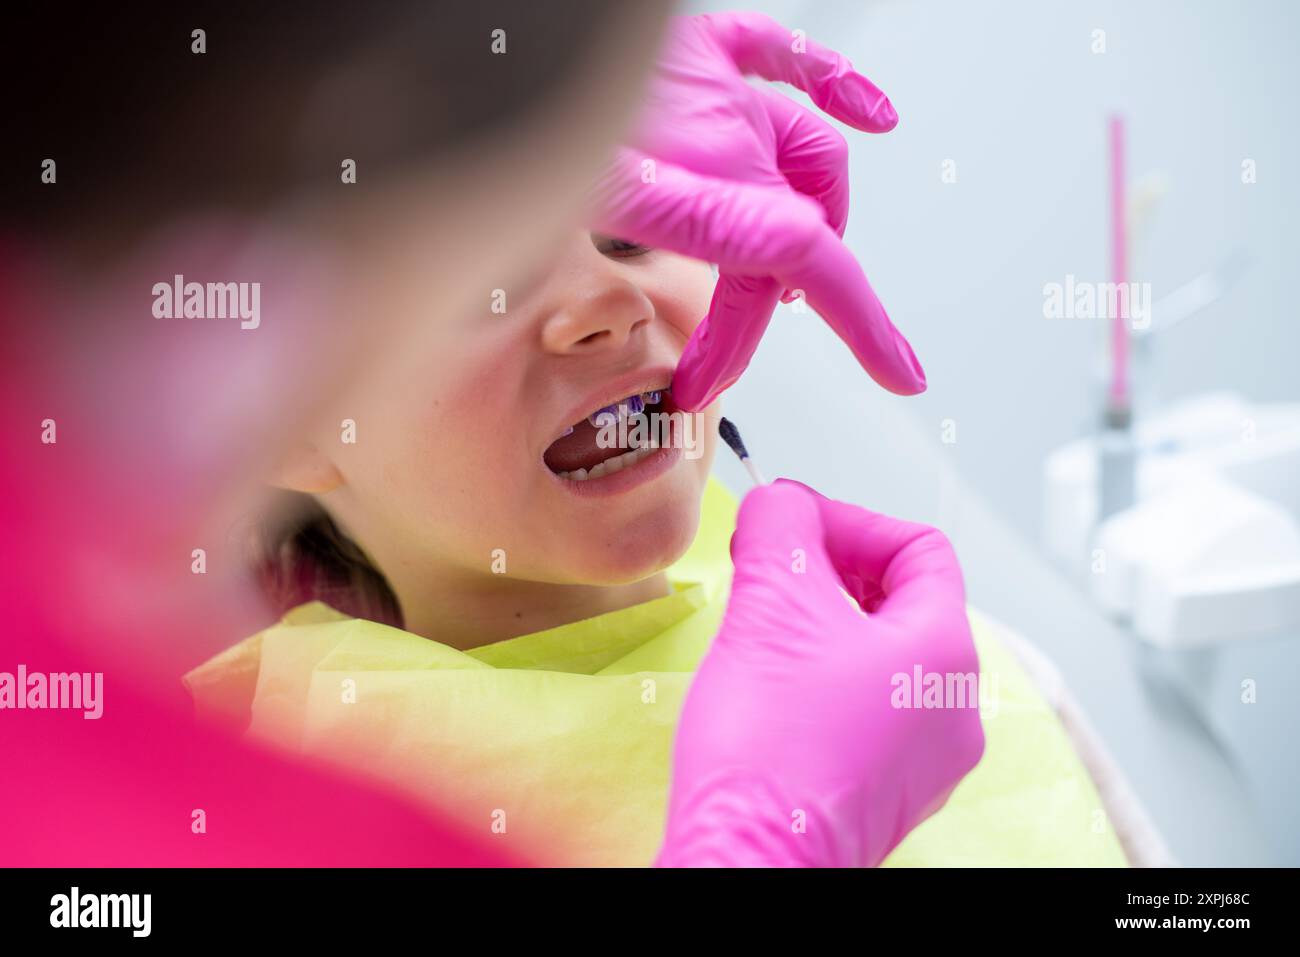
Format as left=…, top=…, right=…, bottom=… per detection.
left=560, top=498, right=702, bottom=585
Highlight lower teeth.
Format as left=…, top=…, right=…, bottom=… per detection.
left=556, top=441, right=658, bottom=482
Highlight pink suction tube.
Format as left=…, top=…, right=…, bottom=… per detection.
left=1108, top=114, right=1129, bottom=414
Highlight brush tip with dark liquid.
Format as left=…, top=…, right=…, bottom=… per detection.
left=718, top=417, right=749, bottom=460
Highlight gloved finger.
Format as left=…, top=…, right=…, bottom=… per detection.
left=700, top=11, right=899, bottom=133
left=729, top=479, right=823, bottom=575
left=722, top=481, right=845, bottom=641
left=789, top=231, right=926, bottom=395
left=673, top=272, right=782, bottom=411
left=591, top=151, right=924, bottom=399
left=779, top=480, right=970, bottom=640
left=588, top=147, right=826, bottom=269
left=590, top=150, right=818, bottom=410
left=760, top=87, right=851, bottom=237
left=760, top=88, right=851, bottom=306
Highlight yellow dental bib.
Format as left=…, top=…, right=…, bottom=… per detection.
left=184, top=479, right=1126, bottom=867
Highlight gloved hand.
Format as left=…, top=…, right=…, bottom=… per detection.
left=590, top=12, right=925, bottom=411
left=657, top=480, right=985, bottom=867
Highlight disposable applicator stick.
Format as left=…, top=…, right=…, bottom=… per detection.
left=718, top=417, right=767, bottom=487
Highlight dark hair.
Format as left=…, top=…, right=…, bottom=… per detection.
left=3, top=0, right=644, bottom=239
left=256, top=492, right=403, bottom=628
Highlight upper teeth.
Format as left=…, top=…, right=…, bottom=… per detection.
left=587, top=390, right=663, bottom=427
left=556, top=438, right=661, bottom=482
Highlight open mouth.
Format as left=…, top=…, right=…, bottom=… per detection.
left=543, top=388, right=677, bottom=482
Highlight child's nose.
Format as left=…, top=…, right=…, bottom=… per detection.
left=541, top=282, right=653, bottom=355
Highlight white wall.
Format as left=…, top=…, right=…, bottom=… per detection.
left=687, top=0, right=1298, bottom=866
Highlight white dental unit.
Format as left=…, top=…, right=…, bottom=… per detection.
left=1044, top=391, right=1300, bottom=648
left=1036, top=114, right=1300, bottom=863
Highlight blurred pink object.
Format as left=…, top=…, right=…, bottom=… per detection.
left=0, top=251, right=518, bottom=866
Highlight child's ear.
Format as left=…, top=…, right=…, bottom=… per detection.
left=268, top=442, right=343, bottom=494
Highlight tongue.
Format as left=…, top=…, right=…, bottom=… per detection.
left=544, top=419, right=632, bottom=473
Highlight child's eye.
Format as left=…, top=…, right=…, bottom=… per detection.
left=593, top=235, right=653, bottom=259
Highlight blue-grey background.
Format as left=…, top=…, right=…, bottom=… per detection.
left=688, top=0, right=1299, bottom=865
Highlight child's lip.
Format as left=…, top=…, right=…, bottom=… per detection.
left=546, top=365, right=675, bottom=446
left=549, top=443, right=683, bottom=498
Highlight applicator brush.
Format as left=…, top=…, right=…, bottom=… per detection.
left=718, top=417, right=767, bottom=487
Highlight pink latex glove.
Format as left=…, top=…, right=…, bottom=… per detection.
left=657, top=480, right=986, bottom=867
left=590, top=12, right=925, bottom=411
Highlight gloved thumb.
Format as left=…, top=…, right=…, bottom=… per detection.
left=721, top=480, right=844, bottom=646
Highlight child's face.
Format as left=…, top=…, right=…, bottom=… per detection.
left=313, top=229, right=719, bottom=589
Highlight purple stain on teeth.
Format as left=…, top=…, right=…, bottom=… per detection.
left=586, top=392, right=657, bottom=427
left=588, top=405, right=617, bottom=427
left=561, top=425, right=574, bottom=437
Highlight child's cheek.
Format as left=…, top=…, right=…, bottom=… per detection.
left=654, top=259, right=716, bottom=340
left=420, top=388, right=521, bottom=487
left=666, top=308, right=702, bottom=340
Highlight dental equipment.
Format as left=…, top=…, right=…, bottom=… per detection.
left=1098, top=115, right=1137, bottom=522
left=1137, top=249, right=1252, bottom=337
left=1043, top=117, right=1300, bottom=648
left=718, top=418, right=767, bottom=487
